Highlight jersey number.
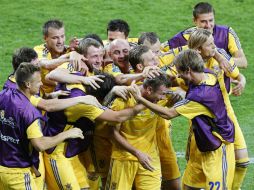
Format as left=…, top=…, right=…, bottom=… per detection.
left=209, top=181, right=220, bottom=190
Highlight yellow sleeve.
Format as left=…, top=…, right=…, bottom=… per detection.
left=34, top=44, right=52, bottom=60
left=228, top=27, right=242, bottom=56
left=159, top=51, right=176, bottom=67
left=183, top=33, right=190, bottom=41
left=30, top=95, right=42, bottom=107
left=26, top=119, right=43, bottom=139
left=64, top=104, right=104, bottom=122
left=110, top=97, right=127, bottom=111
left=160, top=41, right=170, bottom=52
left=103, top=64, right=122, bottom=77
left=174, top=100, right=214, bottom=119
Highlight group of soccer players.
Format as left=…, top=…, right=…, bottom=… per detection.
left=0, top=2, right=250, bottom=190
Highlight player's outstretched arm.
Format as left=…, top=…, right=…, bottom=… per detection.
left=233, top=49, right=247, bottom=69
left=31, top=128, right=84, bottom=152
left=96, top=104, right=145, bottom=123
left=128, top=82, right=179, bottom=120
left=37, top=95, right=101, bottom=112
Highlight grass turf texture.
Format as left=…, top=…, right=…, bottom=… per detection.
left=0, top=0, right=253, bottom=189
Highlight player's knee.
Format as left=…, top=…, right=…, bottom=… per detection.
left=162, top=178, right=181, bottom=190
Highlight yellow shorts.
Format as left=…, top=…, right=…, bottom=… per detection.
left=44, top=152, right=89, bottom=190
left=156, top=120, right=181, bottom=180
left=0, top=170, right=37, bottom=190
left=105, top=157, right=161, bottom=190
left=81, top=135, right=112, bottom=178
left=183, top=135, right=235, bottom=190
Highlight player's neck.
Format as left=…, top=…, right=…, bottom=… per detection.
left=17, top=87, right=31, bottom=100
left=192, top=72, right=206, bottom=85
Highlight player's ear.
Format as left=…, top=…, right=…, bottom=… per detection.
left=193, top=17, right=197, bottom=25
left=25, top=81, right=31, bottom=89
left=146, top=86, right=153, bottom=95
left=43, top=35, right=47, bottom=41
left=136, top=63, right=143, bottom=71
left=196, top=48, right=202, bottom=54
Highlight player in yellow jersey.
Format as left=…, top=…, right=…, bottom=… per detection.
left=46, top=38, right=105, bottom=90
left=128, top=44, right=181, bottom=190
left=138, top=31, right=188, bottom=94
left=43, top=73, right=144, bottom=190
left=187, top=28, right=248, bottom=190
left=4, top=47, right=104, bottom=190
left=104, top=39, right=161, bottom=86
left=129, top=49, right=236, bottom=190
left=0, top=63, right=85, bottom=190
left=105, top=19, right=138, bottom=46
left=34, top=19, right=88, bottom=95
left=165, top=2, right=247, bottom=69
left=105, top=74, right=171, bottom=190
left=103, top=19, right=138, bottom=66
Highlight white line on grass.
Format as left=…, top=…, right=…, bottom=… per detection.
left=176, top=152, right=254, bottom=164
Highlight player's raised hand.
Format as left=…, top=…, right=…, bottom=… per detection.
left=135, top=150, right=155, bottom=172
left=231, top=80, right=244, bottom=96
left=65, top=128, right=84, bottom=139
left=214, top=49, right=232, bottom=75
left=69, top=37, right=80, bottom=51
left=164, top=91, right=183, bottom=106
left=142, top=66, right=161, bottom=78
left=70, top=51, right=89, bottom=75
left=128, top=81, right=142, bottom=101
left=231, top=73, right=246, bottom=96
left=79, top=95, right=102, bottom=108
left=81, top=75, right=105, bottom=90
left=49, top=90, right=70, bottom=99
left=112, top=86, right=130, bottom=101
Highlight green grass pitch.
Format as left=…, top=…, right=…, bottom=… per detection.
left=0, top=0, right=253, bottom=189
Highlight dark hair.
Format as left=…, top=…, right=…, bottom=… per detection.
left=84, top=33, right=104, bottom=47
left=138, top=32, right=159, bottom=45
left=193, top=2, right=215, bottom=18
left=43, top=19, right=64, bottom=36
left=77, top=38, right=102, bottom=56
left=15, top=62, right=40, bottom=89
left=12, top=47, right=38, bottom=72
left=173, top=49, right=204, bottom=73
left=129, top=45, right=150, bottom=71
left=107, top=19, right=130, bottom=37
left=143, top=74, right=171, bottom=92
left=85, top=71, right=116, bottom=102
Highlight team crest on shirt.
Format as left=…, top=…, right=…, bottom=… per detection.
left=67, top=63, right=74, bottom=72
left=212, top=65, right=221, bottom=75
left=0, top=110, right=16, bottom=128
left=42, top=44, right=50, bottom=58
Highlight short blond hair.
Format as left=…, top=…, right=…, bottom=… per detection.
left=188, top=28, right=212, bottom=49
left=173, top=49, right=204, bottom=73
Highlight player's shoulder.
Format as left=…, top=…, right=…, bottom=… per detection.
left=182, top=26, right=197, bottom=35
